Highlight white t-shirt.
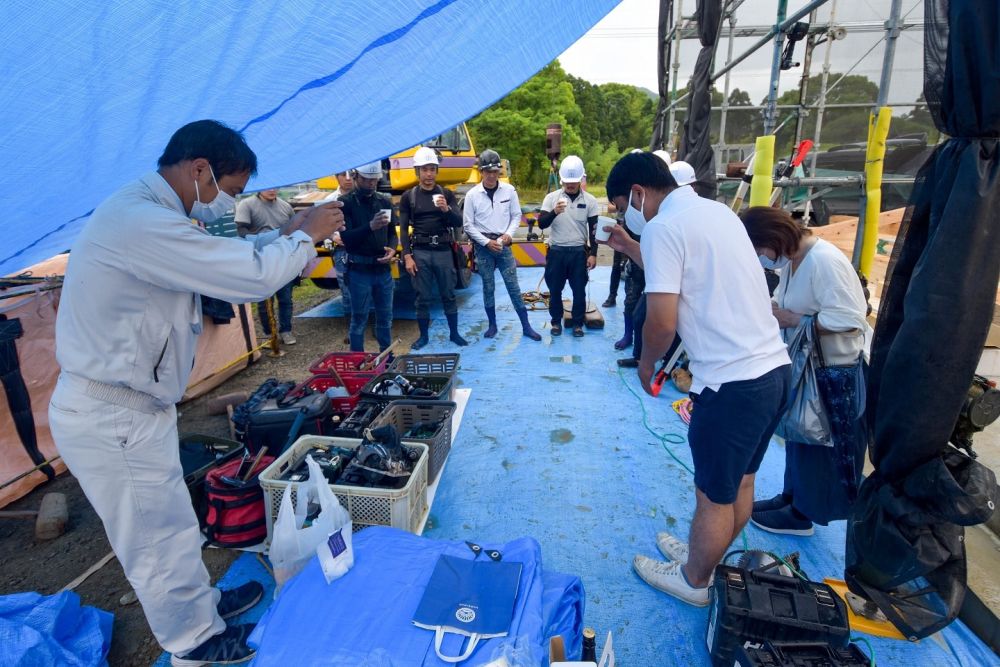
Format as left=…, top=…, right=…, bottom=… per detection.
left=774, top=238, right=869, bottom=365
left=641, top=186, right=789, bottom=393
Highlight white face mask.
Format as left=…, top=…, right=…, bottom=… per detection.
left=191, top=166, right=235, bottom=223
left=624, top=188, right=647, bottom=236
left=758, top=254, right=791, bottom=270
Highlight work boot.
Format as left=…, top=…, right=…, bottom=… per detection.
left=446, top=313, right=468, bottom=346
left=484, top=306, right=498, bottom=339
left=516, top=308, right=541, bottom=341
left=413, top=318, right=430, bottom=350
left=217, top=581, right=264, bottom=620
left=615, top=312, right=634, bottom=350
left=170, top=623, right=256, bottom=666
left=602, top=295, right=617, bottom=308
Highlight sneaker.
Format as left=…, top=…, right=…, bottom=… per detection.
left=616, top=357, right=639, bottom=368
left=655, top=532, right=690, bottom=563
left=572, top=326, right=585, bottom=337
left=750, top=505, right=814, bottom=536
left=632, top=556, right=709, bottom=607
left=171, top=623, right=256, bottom=666
left=752, top=493, right=791, bottom=514
left=602, top=296, right=616, bottom=308
left=280, top=331, right=297, bottom=345
left=217, top=581, right=263, bottom=620
left=550, top=321, right=562, bottom=336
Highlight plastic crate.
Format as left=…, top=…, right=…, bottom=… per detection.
left=370, top=400, right=455, bottom=482
left=308, top=351, right=389, bottom=377
left=331, top=400, right=389, bottom=438
left=389, top=353, right=460, bottom=377
left=259, top=435, right=428, bottom=546
left=360, top=373, right=454, bottom=403
left=291, top=375, right=367, bottom=415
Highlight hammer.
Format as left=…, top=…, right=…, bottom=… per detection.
left=0, top=492, right=69, bottom=540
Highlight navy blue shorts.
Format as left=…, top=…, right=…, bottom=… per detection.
left=687, top=365, right=791, bottom=504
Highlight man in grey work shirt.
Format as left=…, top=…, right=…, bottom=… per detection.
left=538, top=155, right=600, bottom=337
left=235, top=189, right=297, bottom=344
left=49, top=120, right=342, bottom=665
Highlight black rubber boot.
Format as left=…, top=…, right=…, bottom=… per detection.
left=484, top=306, right=498, bottom=339
left=446, top=313, right=468, bottom=346
left=413, top=318, right=430, bottom=350
left=516, top=308, right=541, bottom=341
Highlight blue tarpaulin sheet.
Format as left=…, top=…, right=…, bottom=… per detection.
left=0, top=590, right=112, bottom=666
left=156, top=267, right=997, bottom=665
left=0, top=0, right=621, bottom=276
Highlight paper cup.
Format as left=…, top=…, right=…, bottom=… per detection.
left=432, top=194, right=445, bottom=206
left=380, top=208, right=392, bottom=222
left=595, top=221, right=613, bottom=243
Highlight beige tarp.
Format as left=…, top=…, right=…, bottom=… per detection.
left=0, top=253, right=259, bottom=508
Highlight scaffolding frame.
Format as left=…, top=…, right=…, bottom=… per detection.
left=656, top=0, right=917, bottom=271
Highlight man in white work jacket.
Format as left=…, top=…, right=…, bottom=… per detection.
left=462, top=149, right=541, bottom=341
left=48, top=120, right=343, bottom=666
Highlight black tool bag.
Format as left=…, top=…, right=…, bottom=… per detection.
left=232, top=378, right=296, bottom=445
left=243, top=392, right=334, bottom=455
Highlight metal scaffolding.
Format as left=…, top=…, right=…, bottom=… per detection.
left=656, top=0, right=925, bottom=270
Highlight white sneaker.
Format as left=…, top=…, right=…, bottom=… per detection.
left=280, top=331, right=297, bottom=345
left=632, top=555, right=709, bottom=607
left=655, top=532, right=689, bottom=562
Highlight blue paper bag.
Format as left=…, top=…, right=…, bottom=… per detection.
left=413, top=555, right=522, bottom=663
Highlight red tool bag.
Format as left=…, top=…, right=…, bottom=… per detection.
left=203, top=454, right=275, bottom=548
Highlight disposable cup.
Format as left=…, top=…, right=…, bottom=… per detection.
left=380, top=208, right=392, bottom=223
left=595, top=221, right=613, bottom=243
left=432, top=194, right=445, bottom=206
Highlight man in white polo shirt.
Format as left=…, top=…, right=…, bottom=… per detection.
left=601, top=152, right=790, bottom=607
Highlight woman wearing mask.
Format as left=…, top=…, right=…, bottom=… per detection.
left=740, top=207, right=870, bottom=536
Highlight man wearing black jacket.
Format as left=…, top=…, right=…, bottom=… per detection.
left=338, top=161, right=397, bottom=351
left=399, top=147, right=468, bottom=349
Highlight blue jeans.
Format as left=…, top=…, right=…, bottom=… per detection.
left=259, top=280, right=294, bottom=335
left=347, top=266, right=393, bottom=351
left=474, top=244, right=525, bottom=310
left=334, top=247, right=352, bottom=312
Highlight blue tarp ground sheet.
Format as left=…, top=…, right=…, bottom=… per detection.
left=160, top=267, right=998, bottom=666
left=0, top=590, right=113, bottom=666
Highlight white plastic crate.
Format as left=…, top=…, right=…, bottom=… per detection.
left=258, top=435, right=428, bottom=547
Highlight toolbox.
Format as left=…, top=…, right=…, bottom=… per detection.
left=707, top=566, right=850, bottom=667
left=243, top=392, right=335, bottom=455
left=181, top=433, right=245, bottom=526
left=734, top=640, right=872, bottom=667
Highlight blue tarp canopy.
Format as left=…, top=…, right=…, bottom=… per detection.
left=0, top=0, right=621, bottom=276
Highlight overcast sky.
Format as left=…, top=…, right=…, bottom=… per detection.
left=559, top=0, right=926, bottom=107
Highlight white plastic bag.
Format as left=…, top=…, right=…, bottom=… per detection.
left=269, top=455, right=352, bottom=593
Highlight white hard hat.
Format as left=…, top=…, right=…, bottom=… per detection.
left=559, top=155, right=585, bottom=183
left=354, top=161, right=383, bottom=179
left=669, top=160, right=697, bottom=186
left=653, top=149, right=673, bottom=165
left=413, top=146, right=439, bottom=167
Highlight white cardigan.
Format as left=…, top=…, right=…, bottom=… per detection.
left=774, top=238, right=869, bottom=365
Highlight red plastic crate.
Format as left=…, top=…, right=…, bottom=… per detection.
left=292, top=375, right=366, bottom=414
left=308, top=351, right=388, bottom=376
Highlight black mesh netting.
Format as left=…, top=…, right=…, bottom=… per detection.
left=846, top=0, right=1000, bottom=640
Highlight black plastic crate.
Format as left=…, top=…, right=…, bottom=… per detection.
left=389, top=353, right=460, bottom=377
left=360, top=373, right=453, bottom=403
left=707, top=566, right=850, bottom=667
left=370, top=400, right=456, bottom=482
left=735, top=641, right=872, bottom=667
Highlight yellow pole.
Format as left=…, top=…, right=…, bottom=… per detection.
left=748, top=135, right=775, bottom=207
left=860, top=107, right=892, bottom=277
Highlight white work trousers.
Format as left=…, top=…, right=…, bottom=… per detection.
left=48, top=375, right=225, bottom=655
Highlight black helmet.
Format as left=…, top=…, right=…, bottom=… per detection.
left=478, top=149, right=502, bottom=171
